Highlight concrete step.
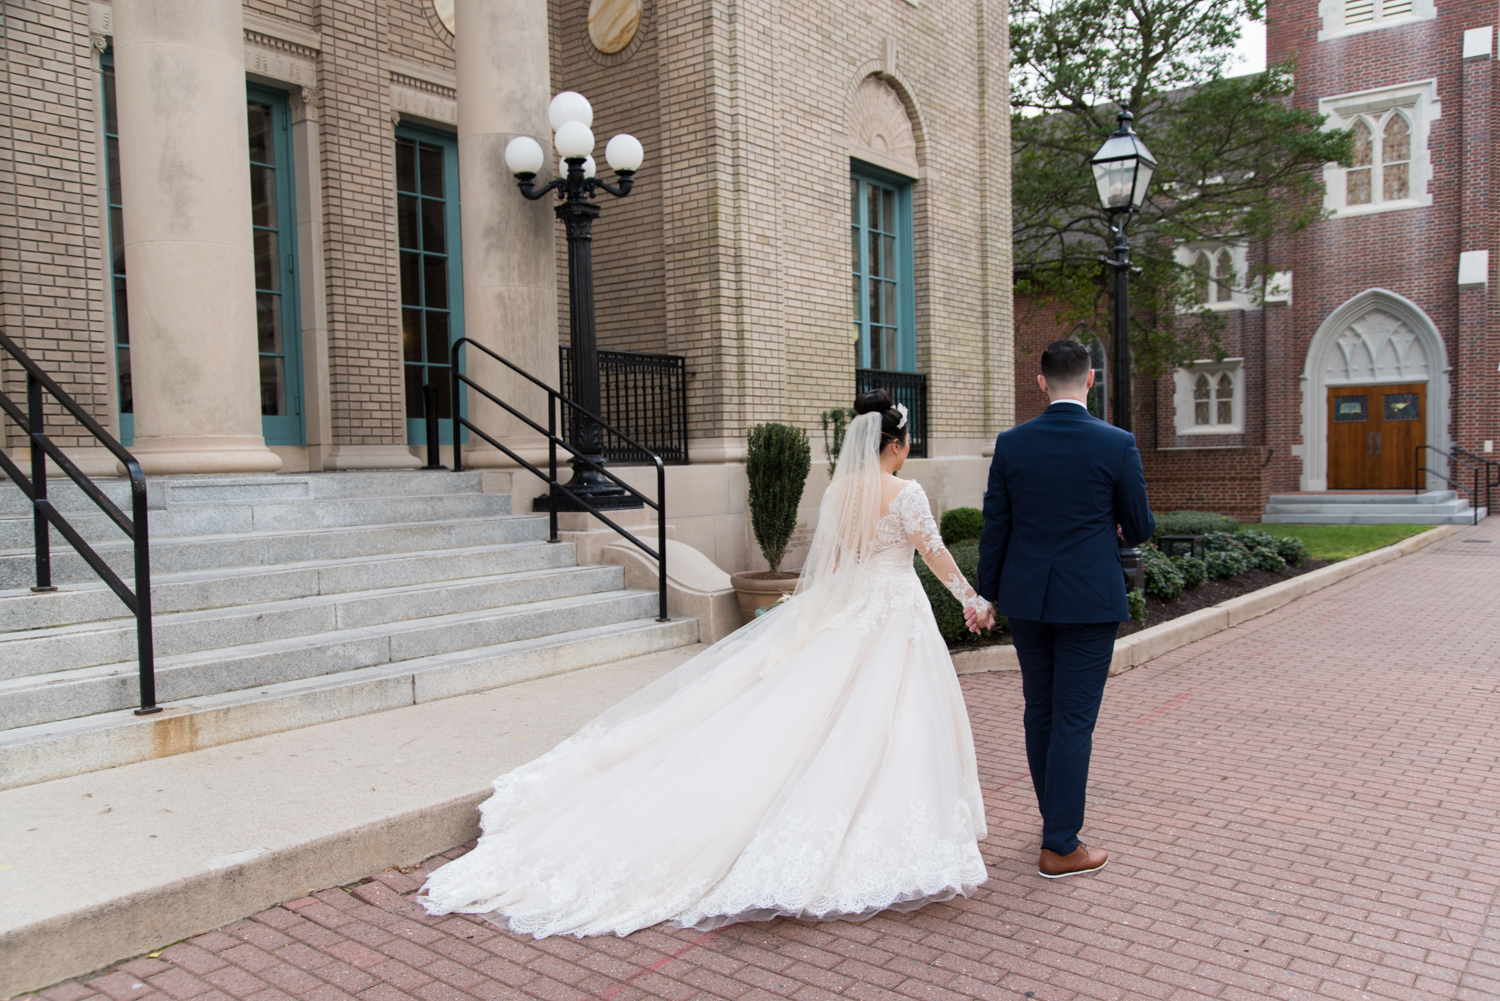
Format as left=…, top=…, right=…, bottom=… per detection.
left=0, top=513, right=550, bottom=588
left=0, top=563, right=626, bottom=677
left=1261, top=508, right=1484, bottom=525
left=0, top=588, right=662, bottom=729
left=0, top=540, right=578, bottom=632
left=0, top=491, right=514, bottom=548
left=1263, top=500, right=1471, bottom=516
left=1264, top=491, right=1457, bottom=506
left=0, top=470, right=490, bottom=517
left=0, top=616, right=700, bottom=791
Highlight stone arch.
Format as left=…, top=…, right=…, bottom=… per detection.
left=845, top=70, right=926, bottom=178
left=1299, top=288, right=1450, bottom=490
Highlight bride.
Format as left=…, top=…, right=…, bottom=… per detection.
left=420, top=389, right=994, bottom=937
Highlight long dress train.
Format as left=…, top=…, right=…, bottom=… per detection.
left=420, top=478, right=989, bottom=937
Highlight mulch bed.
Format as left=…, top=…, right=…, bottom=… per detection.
left=947, top=557, right=1332, bottom=649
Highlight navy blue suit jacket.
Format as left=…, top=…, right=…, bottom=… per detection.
left=977, top=402, right=1155, bottom=623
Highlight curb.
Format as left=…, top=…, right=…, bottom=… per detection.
left=950, top=523, right=1461, bottom=678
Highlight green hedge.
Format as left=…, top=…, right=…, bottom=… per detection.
left=940, top=506, right=985, bottom=546
left=914, top=543, right=1004, bottom=644
left=1152, top=510, right=1239, bottom=540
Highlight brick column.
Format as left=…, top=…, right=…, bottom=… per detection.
left=1457, top=26, right=1496, bottom=469
left=111, top=0, right=281, bottom=474
left=453, top=0, right=557, bottom=469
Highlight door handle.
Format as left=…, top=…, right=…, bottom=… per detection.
left=1376, top=432, right=1382, bottom=456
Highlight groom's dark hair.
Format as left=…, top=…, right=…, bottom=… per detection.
left=1041, top=340, right=1092, bottom=386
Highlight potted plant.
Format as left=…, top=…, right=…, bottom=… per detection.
left=731, top=421, right=811, bottom=623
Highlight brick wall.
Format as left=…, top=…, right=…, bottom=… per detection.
left=1140, top=446, right=1272, bottom=524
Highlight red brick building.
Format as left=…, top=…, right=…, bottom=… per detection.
left=1016, top=0, right=1500, bottom=523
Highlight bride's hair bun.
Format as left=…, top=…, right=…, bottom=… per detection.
left=853, top=389, right=907, bottom=450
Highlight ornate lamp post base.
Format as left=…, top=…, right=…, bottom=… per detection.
left=534, top=464, right=643, bottom=511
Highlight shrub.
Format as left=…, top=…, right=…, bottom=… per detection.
left=1152, top=510, right=1239, bottom=540
left=1141, top=544, right=1184, bottom=601
left=1205, top=531, right=1249, bottom=554
left=1250, top=545, right=1288, bottom=573
left=1127, top=588, right=1147, bottom=621
left=1205, top=548, right=1251, bottom=579
left=1172, top=554, right=1208, bottom=589
left=914, top=544, right=1005, bottom=644
left=1274, top=535, right=1308, bottom=566
left=940, top=506, right=985, bottom=546
left=818, top=408, right=855, bottom=478
left=746, top=422, right=811, bottom=573
left=1236, top=529, right=1278, bottom=551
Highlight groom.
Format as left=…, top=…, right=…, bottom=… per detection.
left=967, top=340, right=1154, bottom=879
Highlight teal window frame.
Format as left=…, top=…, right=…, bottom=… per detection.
left=396, top=123, right=466, bottom=446
left=850, top=161, right=916, bottom=373
left=247, top=84, right=306, bottom=446
left=100, top=51, right=133, bottom=443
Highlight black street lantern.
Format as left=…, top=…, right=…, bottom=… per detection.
left=503, top=92, right=646, bottom=510
left=1090, top=106, right=1156, bottom=434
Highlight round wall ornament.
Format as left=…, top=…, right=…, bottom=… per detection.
left=432, top=0, right=454, bottom=35
left=588, top=0, right=641, bottom=54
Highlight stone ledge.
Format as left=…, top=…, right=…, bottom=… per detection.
left=949, top=523, right=1461, bottom=679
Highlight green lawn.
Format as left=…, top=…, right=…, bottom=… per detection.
left=1253, top=523, right=1434, bottom=562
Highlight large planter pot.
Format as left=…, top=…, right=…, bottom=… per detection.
left=730, top=570, right=800, bottom=625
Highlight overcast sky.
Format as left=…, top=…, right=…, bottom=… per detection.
left=1229, top=16, right=1268, bottom=74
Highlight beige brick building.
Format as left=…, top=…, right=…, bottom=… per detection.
left=0, top=0, right=1012, bottom=572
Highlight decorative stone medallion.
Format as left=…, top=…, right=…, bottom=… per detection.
left=432, top=0, right=454, bottom=35
left=588, top=0, right=642, bottom=54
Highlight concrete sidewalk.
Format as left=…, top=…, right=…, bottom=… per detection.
left=0, top=646, right=704, bottom=997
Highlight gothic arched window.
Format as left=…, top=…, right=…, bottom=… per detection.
left=1383, top=113, right=1411, bottom=201
left=1347, top=118, right=1374, bottom=205
left=1213, top=249, right=1235, bottom=303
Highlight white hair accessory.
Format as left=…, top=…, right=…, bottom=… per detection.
left=894, top=402, right=909, bottom=429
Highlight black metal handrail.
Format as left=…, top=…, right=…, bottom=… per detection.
left=856, top=369, right=928, bottom=458
left=0, top=330, right=158, bottom=714
left=559, top=347, right=688, bottom=464
left=1415, top=443, right=1496, bottom=526
left=448, top=337, right=668, bottom=621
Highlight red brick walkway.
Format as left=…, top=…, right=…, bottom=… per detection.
left=36, top=524, right=1500, bottom=1001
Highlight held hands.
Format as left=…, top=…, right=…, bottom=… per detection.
left=963, top=601, right=996, bottom=634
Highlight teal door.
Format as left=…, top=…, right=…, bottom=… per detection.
left=248, top=86, right=305, bottom=446
left=396, top=125, right=465, bottom=445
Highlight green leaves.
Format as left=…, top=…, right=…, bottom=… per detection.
left=1012, top=0, right=1355, bottom=380
left=746, top=423, right=812, bottom=574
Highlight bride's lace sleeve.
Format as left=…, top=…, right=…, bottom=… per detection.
left=893, top=482, right=991, bottom=616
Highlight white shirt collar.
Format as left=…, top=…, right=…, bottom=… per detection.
left=1049, top=398, right=1089, bottom=409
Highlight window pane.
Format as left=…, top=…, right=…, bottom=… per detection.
left=867, top=185, right=880, bottom=233
left=396, top=138, right=417, bottom=193
left=869, top=327, right=884, bottom=369
left=432, top=365, right=453, bottom=418
left=250, top=164, right=276, bottom=229
left=882, top=279, right=896, bottom=334
left=868, top=229, right=882, bottom=279
left=404, top=364, right=426, bottom=419
left=868, top=275, right=882, bottom=325
left=254, top=229, right=279, bottom=291
left=425, top=310, right=450, bottom=366
left=256, top=291, right=282, bottom=354
left=881, top=188, right=894, bottom=232
left=247, top=102, right=274, bottom=163
left=423, top=254, right=448, bottom=309
left=1214, top=251, right=1234, bottom=302
left=1347, top=167, right=1372, bottom=205
left=113, top=278, right=129, bottom=344
left=110, top=207, right=126, bottom=275
left=421, top=197, right=446, bottom=252
left=851, top=273, right=861, bottom=323
left=102, top=65, right=118, bottom=135
left=1195, top=401, right=1210, bottom=425
left=883, top=234, right=896, bottom=277
left=419, top=144, right=444, bottom=198
left=400, top=252, right=421, bottom=305
left=882, top=327, right=899, bottom=372
left=259, top=355, right=285, bottom=416
left=1383, top=115, right=1410, bottom=163
left=398, top=194, right=419, bottom=250
left=107, top=136, right=122, bottom=207
left=1350, top=119, right=1373, bottom=167
left=1217, top=399, right=1232, bottom=424
left=1216, top=373, right=1233, bottom=399
left=116, top=344, right=133, bottom=413
left=1192, top=252, right=1210, bottom=303
left=1193, top=374, right=1210, bottom=400
left=1383, top=162, right=1409, bottom=201
left=402, top=309, right=423, bottom=362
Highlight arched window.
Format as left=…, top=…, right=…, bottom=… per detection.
left=1215, top=372, right=1234, bottom=425
left=1347, top=118, right=1373, bottom=205
left=1383, top=113, right=1410, bottom=201
left=1193, top=374, right=1212, bottom=425
left=1192, top=251, right=1212, bottom=304
left=1213, top=249, right=1235, bottom=303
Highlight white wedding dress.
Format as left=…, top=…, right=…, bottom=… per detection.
left=421, top=416, right=990, bottom=938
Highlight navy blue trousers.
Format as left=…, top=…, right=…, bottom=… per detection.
left=1006, top=618, right=1119, bottom=855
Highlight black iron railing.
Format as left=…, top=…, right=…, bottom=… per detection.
left=450, top=338, right=669, bottom=621
left=856, top=369, right=928, bottom=458
left=1415, top=443, right=1497, bottom=525
left=559, top=347, right=688, bottom=464
left=0, top=331, right=158, bottom=714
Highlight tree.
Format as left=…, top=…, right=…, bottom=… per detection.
left=1011, top=0, right=1355, bottom=380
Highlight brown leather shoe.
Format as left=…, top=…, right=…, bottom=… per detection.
left=1038, top=843, right=1109, bottom=879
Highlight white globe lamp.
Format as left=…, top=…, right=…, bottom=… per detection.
left=503, top=135, right=545, bottom=177
left=604, top=133, right=645, bottom=174
left=548, top=91, right=594, bottom=130
left=554, top=121, right=595, bottom=159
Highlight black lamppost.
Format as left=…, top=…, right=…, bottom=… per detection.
left=1090, top=106, right=1156, bottom=592
left=503, top=92, right=645, bottom=510
left=1089, top=106, right=1156, bottom=433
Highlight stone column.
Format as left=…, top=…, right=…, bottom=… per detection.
left=112, top=0, right=281, bottom=474
left=453, top=0, right=558, bottom=470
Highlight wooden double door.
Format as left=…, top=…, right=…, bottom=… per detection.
left=1328, top=383, right=1426, bottom=489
